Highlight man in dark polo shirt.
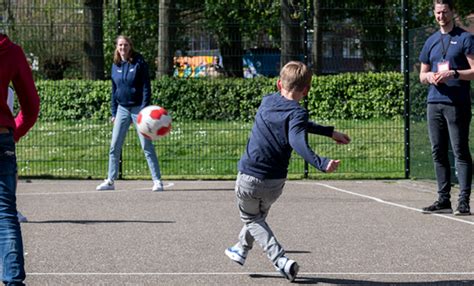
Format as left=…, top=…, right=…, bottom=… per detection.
left=419, top=0, right=474, bottom=215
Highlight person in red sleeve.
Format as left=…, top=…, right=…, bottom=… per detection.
left=0, top=33, right=40, bottom=286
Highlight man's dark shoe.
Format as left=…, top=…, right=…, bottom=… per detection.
left=454, top=201, right=471, bottom=216
left=421, top=201, right=452, bottom=214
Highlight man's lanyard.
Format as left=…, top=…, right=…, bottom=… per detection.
left=440, top=32, right=452, bottom=60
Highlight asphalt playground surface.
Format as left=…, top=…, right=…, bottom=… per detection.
left=16, top=179, right=474, bottom=285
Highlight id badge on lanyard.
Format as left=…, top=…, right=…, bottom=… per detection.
left=438, top=34, right=451, bottom=72
left=437, top=60, right=450, bottom=72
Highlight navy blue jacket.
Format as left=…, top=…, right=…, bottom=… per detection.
left=111, top=53, right=151, bottom=117
left=419, top=26, right=474, bottom=105
left=238, top=92, right=334, bottom=179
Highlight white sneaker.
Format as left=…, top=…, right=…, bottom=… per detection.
left=152, top=180, right=164, bottom=192
left=17, top=211, right=28, bottom=223
left=225, top=245, right=248, bottom=266
left=275, top=256, right=299, bottom=282
left=96, top=179, right=115, bottom=190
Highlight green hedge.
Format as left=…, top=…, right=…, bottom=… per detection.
left=36, top=72, right=407, bottom=121
left=37, top=80, right=111, bottom=121
left=410, top=73, right=429, bottom=120
left=309, top=72, right=404, bottom=119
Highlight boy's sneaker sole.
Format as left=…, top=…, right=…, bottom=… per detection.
left=225, top=248, right=246, bottom=266
left=276, top=257, right=299, bottom=282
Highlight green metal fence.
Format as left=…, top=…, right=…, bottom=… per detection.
left=2, top=0, right=410, bottom=179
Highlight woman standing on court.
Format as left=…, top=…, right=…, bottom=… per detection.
left=96, top=35, right=163, bottom=192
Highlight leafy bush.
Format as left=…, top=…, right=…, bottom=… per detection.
left=154, top=77, right=274, bottom=122
left=36, top=72, right=406, bottom=122
left=37, top=80, right=111, bottom=121
left=309, top=72, right=404, bottom=119
left=410, top=72, right=429, bottom=120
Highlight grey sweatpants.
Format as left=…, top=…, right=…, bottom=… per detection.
left=234, top=172, right=286, bottom=264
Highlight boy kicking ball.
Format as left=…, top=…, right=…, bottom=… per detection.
left=225, top=61, right=350, bottom=282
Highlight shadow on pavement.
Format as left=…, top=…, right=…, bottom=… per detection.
left=27, top=220, right=175, bottom=224
left=250, top=274, right=473, bottom=285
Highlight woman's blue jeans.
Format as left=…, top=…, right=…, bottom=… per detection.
left=107, top=105, right=161, bottom=181
left=0, top=131, right=25, bottom=285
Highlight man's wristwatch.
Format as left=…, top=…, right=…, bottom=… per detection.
left=453, top=69, right=460, bottom=79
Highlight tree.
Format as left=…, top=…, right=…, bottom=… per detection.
left=204, top=0, right=243, bottom=77
left=83, top=0, right=105, bottom=80
left=103, top=0, right=159, bottom=78
left=359, top=0, right=397, bottom=71
left=311, top=0, right=322, bottom=74
left=157, top=0, right=172, bottom=77
left=202, top=0, right=280, bottom=77
left=281, top=0, right=304, bottom=68
left=8, top=0, right=84, bottom=79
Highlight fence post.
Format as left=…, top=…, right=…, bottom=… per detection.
left=402, top=0, right=410, bottom=179
left=303, top=0, right=309, bottom=179
left=117, top=0, right=123, bottom=179
left=117, top=0, right=122, bottom=35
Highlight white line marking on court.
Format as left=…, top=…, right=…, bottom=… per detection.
left=27, top=272, right=474, bottom=276
left=308, top=182, right=474, bottom=226
left=17, top=183, right=176, bottom=196
left=134, top=182, right=175, bottom=191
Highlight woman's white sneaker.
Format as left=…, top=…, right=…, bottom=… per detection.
left=152, top=180, right=164, bottom=192
left=96, top=179, right=115, bottom=190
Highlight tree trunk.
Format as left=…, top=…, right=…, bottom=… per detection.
left=157, top=0, right=174, bottom=77
left=83, top=0, right=105, bottom=80
left=220, top=24, right=243, bottom=78
left=281, top=0, right=303, bottom=68
left=361, top=0, right=388, bottom=71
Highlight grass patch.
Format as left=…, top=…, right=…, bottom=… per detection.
left=16, top=118, right=405, bottom=180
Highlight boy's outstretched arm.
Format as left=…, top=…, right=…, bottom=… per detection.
left=307, top=121, right=351, bottom=145
left=306, top=121, right=334, bottom=136
left=290, top=113, right=350, bottom=173
left=332, top=131, right=351, bottom=144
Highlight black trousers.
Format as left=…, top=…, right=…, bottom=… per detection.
left=427, top=103, right=472, bottom=203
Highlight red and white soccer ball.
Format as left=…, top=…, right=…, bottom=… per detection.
left=137, top=105, right=172, bottom=140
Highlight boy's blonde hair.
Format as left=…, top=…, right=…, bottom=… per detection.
left=279, top=61, right=312, bottom=92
